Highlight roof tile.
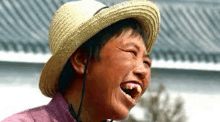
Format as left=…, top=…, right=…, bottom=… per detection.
left=0, top=0, right=220, bottom=63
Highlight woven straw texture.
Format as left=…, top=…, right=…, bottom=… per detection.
left=39, top=0, right=160, bottom=97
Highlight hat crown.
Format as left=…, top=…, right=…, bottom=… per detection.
left=49, top=0, right=106, bottom=54
left=40, top=0, right=160, bottom=97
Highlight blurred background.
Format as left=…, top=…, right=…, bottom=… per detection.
left=0, top=0, right=220, bottom=121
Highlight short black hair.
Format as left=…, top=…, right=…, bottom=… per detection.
left=58, top=18, right=147, bottom=93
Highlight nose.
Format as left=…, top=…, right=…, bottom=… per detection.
left=133, top=64, right=149, bottom=80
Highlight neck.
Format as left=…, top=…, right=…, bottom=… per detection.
left=63, top=78, right=108, bottom=122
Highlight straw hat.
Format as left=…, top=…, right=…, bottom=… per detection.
left=39, top=0, right=160, bottom=97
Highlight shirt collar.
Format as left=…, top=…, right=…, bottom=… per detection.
left=45, top=93, right=77, bottom=122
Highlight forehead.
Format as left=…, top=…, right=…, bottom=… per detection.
left=112, top=30, right=147, bottom=50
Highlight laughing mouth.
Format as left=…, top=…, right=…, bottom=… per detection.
left=120, top=82, right=142, bottom=101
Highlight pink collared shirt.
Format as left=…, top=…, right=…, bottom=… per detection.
left=2, top=93, right=77, bottom=122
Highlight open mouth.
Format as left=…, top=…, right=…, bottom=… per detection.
left=120, top=82, right=142, bottom=102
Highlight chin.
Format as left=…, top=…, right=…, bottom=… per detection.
left=107, top=103, right=131, bottom=120
left=111, top=112, right=129, bottom=121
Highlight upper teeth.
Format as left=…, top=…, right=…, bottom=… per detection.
left=122, top=83, right=142, bottom=94
left=125, top=84, right=133, bottom=90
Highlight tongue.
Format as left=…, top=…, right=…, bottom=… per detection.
left=121, top=83, right=142, bottom=94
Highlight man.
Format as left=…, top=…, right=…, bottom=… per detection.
left=2, top=0, right=160, bottom=121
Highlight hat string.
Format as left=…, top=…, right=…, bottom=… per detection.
left=69, top=6, right=116, bottom=122
left=77, top=47, right=92, bottom=119
left=94, top=6, right=109, bottom=15
left=69, top=104, right=81, bottom=122
left=68, top=46, right=92, bottom=122
left=68, top=47, right=114, bottom=122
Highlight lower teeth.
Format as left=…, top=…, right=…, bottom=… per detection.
left=126, top=94, right=132, bottom=99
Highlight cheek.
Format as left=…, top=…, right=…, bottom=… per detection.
left=143, top=69, right=151, bottom=91
left=86, top=60, right=119, bottom=95
left=108, top=53, right=132, bottom=74
left=86, top=54, right=132, bottom=99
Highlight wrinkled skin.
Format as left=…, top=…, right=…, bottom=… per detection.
left=65, top=30, right=151, bottom=121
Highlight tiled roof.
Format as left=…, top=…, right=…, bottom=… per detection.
left=151, top=2, right=220, bottom=63
left=0, top=0, right=70, bottom=54
left=0, top=0, right=220, bottom=64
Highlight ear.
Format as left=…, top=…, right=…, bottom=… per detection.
left=69, top=49, right=87, bottom=75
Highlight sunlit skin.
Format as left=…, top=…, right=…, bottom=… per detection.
left=63, top=30, right=151, bottom=122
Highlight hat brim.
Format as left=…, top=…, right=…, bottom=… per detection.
left=39, top=0, right=160, bottom=97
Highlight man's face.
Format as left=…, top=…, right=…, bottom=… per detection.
left=85, top=30, right=151, bottom=120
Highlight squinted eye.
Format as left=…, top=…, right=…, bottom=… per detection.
left=143, top=60, right=151, bottom=68
left=129, top=50, right=137, bottom=56
left=143, top=61, right=148, bottom=65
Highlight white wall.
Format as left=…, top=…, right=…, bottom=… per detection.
left=0, top=62, right=51, bottom=120
left=149, top=69, right=220, bottom=122
left=1, top=62, right=220, bottom=122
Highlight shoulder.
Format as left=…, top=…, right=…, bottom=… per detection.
left=1, top=110, right=34, bottom=122
left=2, top=106, right=53, bottom=122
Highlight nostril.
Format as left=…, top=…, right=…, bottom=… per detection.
left=133, top=67, right=147, bottom=79
left=135, top=72, right=145, bottom=79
